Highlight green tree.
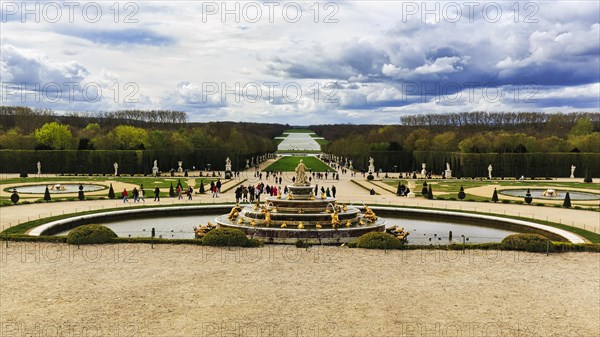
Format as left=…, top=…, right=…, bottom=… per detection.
left=0, top=128, right=36, bottom=149
left=110, top=125, right=149, bottom=150
left=569, top=117, right=594, bottom=138
left=34, top=122, right=74, bottom=149
left=431, top=131, right=458, bottom=151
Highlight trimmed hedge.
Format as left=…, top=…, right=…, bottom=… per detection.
left=201, top=228, right=262, bottom=247
left=66, top=224, right=117, bottom=245
left=501, top=233, right=554, bottom=252
left=353, top=232, right=404, bottom=249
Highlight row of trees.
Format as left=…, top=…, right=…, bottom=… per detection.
left=0, top=122, right=279, bottom=155
left=312, top=112, right=599, bottom=143
left=322, top=116, right=599, bottom=155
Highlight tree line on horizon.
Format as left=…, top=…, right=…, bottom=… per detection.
left=0, top=106, right=283, bottom=154
left=312, top=112, right=599, bottom=155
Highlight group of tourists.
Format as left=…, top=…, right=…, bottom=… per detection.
left=209, top=179, right=222, bottom=198
left=122, top=187, right=145, bottom=203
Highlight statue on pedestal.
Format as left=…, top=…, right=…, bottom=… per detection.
left=37, top=161, right=41, bottom=175
left=488, top=164, right=493, bottom=179
left=294, top=159, right=308, bottom=186
left=570, top=165, right=576, bottom=179
left=368, top=157, right=375, bottom=174
left=445, top=162, right=452, bottom=179
left=225, top=157, right=232, bottom=172
left=421, top=163, right=427, bottom=177
left=177, top=161, right=183, bottom=173
left=152, top=160, right=159, bottom=175
left=113, top=162, right=118, bottom=176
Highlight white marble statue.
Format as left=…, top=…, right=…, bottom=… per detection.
left=37, top=161, right=41, bottom=175
left=177, top=161, right=183, bottom=173
left=246, top=159, right=250, bottom=169
left=349, top=160, right=353, bottom=170
left=152, top=160, right=159, bottom=175
left=488, top=164, right=493, bottom=179
left=570, top=165, right=576, bottom=179
left=368, top=157, right=375, bottom=174
left=225, top=157, right=232, bottom=171
left=445, top=162, right=452, bottom=179
left=113, top=162, right=118, bottom=176
left=421, top=163, right=427, bottom=176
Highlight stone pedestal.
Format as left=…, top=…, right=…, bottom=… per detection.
left=177, top=161, right=183, bottom=173
left=445, top=170, right=452, bottom=179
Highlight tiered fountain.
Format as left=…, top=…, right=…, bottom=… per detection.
left=216, top=160, right=385, bottom=243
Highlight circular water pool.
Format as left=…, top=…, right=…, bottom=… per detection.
left=56, top=214, right=519, bottom=244
left=500, top=189, right=599, bottom=200
left=10, top=184, right=105, bottom=194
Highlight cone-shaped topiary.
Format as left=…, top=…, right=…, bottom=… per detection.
left=169, top=182, right=175, bottom=197
left=396, top=182, right=402, bottom=195
left=524, top=188, right=533, bottom=205
left=563, top=192, right=571, bottom=208
left=492, top=188, right=499, bottom=203
left=457, top=186, right=466, bottom=200
left=44, top=186, right=51, bottom=202
left=108, top=183, right=115, bottom=199
left=421, top=182, right=428, bottom=196
left=427, top=185, right=433, bottom=199
left=199, top=179, right=205, bottom=193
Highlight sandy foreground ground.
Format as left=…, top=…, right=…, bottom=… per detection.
left=1, top=243, right=598, bottom=337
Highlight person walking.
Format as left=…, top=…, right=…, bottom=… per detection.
left=331, top=185, right=336, bottom=198
left=154, top=186, right=160, bottom=201
left=122, top=188, right=129, bottom=203
left=139, top=187, right=145, bottom=203
left=132, top=187, right=139, bottom=203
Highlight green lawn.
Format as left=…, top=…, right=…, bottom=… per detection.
left=263, top=156, right=334, bottom=172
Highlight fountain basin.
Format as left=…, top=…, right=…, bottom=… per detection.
left=31, top=205, right=585, bottom=244
left=8, top=184, right=106, bottom=194
left=500, top=189, right=599, bottom=200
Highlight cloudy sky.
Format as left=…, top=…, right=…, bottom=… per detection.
left=1, top=1, right=599, bottom=124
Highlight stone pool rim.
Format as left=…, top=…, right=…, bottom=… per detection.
left=27, top=205, right=586, bottom=244
left=498, top=188, right=600, bottom=201
left=4, top=182, right=108, bottom=194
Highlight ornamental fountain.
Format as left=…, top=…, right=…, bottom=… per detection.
left=215, top=160, right=386, bottom=243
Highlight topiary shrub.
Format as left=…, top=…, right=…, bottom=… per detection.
left=421, top=182, right=428, bottom=196
left=78, top=184, right=85, bottom=201
left=492, top=188, right=498, bottom=203
left=202, top=228, right=259, bottom=247
left=108, top=183, right=115, bottom=199
left=169, top=182, right=175, bottom=197
left=457, top=186, right=466, bottom=200
left=199, top=179, right=205, bottom=194
left=353, top=232, right=404, bottom=250
left=427, top=185, right=433, bottom=199
left=66, top=224, right=117, bottom=245
left=524, top=188, right=533, bottom=205
left=501, top=234, right=554, bottom=252
left=43, top=186, right=51, bottom=202
left=563, top=192, right=572, bottom=208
